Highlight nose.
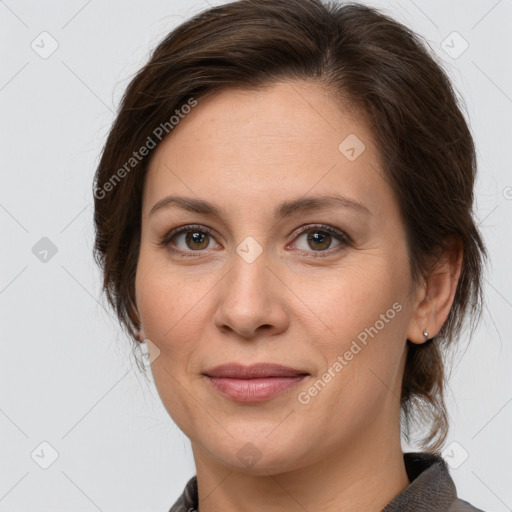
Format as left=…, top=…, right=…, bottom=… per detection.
left=213, top=251, right=289, bottom=340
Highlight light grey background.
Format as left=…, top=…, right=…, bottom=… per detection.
left=1, top=0, right=511, bottom=511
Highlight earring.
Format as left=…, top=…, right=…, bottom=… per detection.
left=422, top=329, right=429, bottom=341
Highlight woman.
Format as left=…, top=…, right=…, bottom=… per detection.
left=92, top=0, right=487, bottom=510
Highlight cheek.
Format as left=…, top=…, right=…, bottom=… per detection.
left=300, top=258, right=408, bottom=345
left=296, top=257, right=409, bottom=405
left=296, top=286, right=408, bottom=442
left=135, top=253, right=209, bottom=430
left=135, top=249, right=205, bottom=360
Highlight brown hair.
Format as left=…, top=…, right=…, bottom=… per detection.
left=93, top=0, right=486, bottom=453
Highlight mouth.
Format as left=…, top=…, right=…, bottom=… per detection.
left=203, top=363, right=309, bottom=403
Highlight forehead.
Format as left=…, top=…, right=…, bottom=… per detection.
left=143, top=80, right=388, bottom=217
left=154, top=80, right=369, bottom=152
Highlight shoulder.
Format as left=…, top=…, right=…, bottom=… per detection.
left=395, top=452, right=487, bottom=512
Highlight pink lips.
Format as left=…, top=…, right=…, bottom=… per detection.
left=204, top=363, right=308, bottom=403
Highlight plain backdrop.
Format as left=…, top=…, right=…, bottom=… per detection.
left=1, top=0, right=511, bottom=511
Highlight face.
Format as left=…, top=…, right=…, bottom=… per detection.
left=135, top=80, right=421, bottom=474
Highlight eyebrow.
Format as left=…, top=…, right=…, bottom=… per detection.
left=149, top=193, right=372, bottom=219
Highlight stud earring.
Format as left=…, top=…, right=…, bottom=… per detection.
left=422, top=329, right=429, bottom=340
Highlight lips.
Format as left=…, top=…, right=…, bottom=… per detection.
left=203, top=363, right=309, bottom=402
left=204, top=363, right=308, bottom=379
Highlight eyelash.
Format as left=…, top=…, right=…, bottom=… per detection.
left=158, top=223, right=352, bottom=259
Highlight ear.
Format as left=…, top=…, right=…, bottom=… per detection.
left=406, top=238, right=463, bottom=344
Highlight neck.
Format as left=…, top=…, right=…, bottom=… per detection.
left=191, top=421, right=409, bottom=512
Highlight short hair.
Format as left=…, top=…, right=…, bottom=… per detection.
left=92, top=0, right=486, bottom=453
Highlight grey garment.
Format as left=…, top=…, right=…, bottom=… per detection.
left=381, top=452, right=484, bottom=512
left=168, top=452, right=485, bottom=512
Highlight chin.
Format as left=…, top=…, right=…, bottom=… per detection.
left=194, top=428, right=313, bottom=475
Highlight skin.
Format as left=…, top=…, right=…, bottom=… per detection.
left=135, top=80, right=462, bottom=512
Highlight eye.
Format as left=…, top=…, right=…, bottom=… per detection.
left=159, top=223, right=351, bottom=258
left=159, top=224, right=219, bottom=256
left=288, top=224, right=351, bottom=257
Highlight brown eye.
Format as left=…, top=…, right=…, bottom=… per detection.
left=184, top=230, right=210, bottom=250
left=290, top=224, right=351, bottom=258
left=160, top=225, right=218, bottom=255
left=160, top=223, right=350, bottom=259
left=306, top=231, right=333, bottom=251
